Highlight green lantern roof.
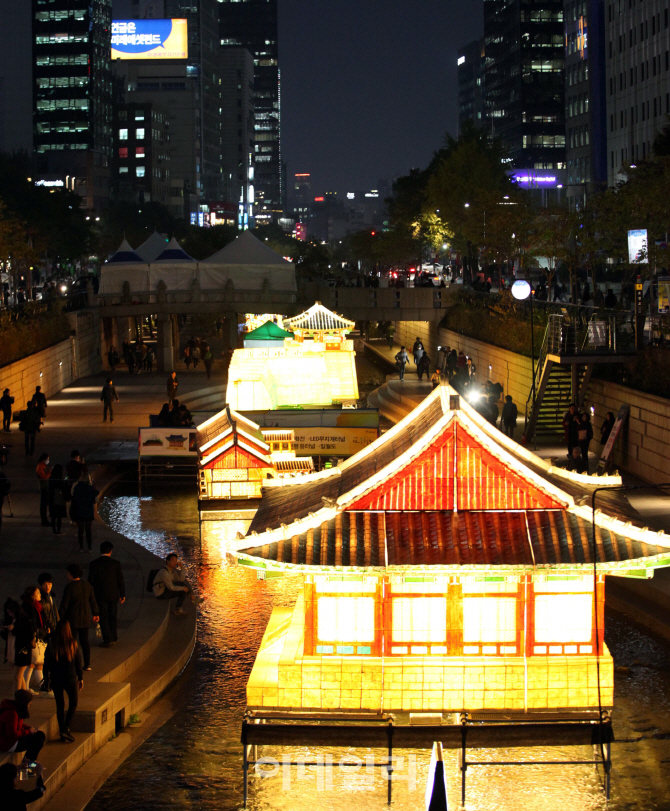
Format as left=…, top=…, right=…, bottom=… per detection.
left=245, top=320, right=295, bottom=341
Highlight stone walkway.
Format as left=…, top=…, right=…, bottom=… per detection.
left=0, top=363, right=225, bottom=809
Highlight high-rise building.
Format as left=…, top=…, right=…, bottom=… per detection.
left=0, top=4, right=33, bottom=155
left=605, top=0, right=670, bottom=186
left=112, top=0, right=223, bottom=220
left=219, top=0, right=282, bottom=218
left=219, top=47, right=255, bottom=229
left=458, top=38, right=487, bottom=132
left=32, top=0, right=114, bottom=212
left=563, top=0, right=608, bottom=209
left=484, top=0, right=566, bottom=190
left=113, top=101, right=172, bottom=209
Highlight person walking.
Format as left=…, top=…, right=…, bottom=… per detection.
left=100, top=378, right=119, bottom=423
left=20, top=402, right=40, bottom=458
left=203, top=347, right=213, bottom=379
left=417, top=353, right=431, bottom=381
left=447, top=349, right=458, bottom=380
left=20, top=588, right=47, bottom=696
left=412, top=337, right=424, bottom=366
left=577, top=412, right=594, bottom=473
left=145, top=345, right=154, bottom=374
left=394, top=346, right=409, bottom=381
left=386, top=323, right=395, bottom=349
left=35, top=454, right=51, bottom=527
left=70, top=474, right=99, bottom=552
left=183, top=345, right=191, bottom=369
left=563, top=404, right=579, bottom=456
left=59, top=564, right=99, bottom=671
left=107, top=346, right=119, bottom=375
left=167, top=371, right=179, bottom=406
left=0, top=690, right=46, bottom=766
left=126, top=346, right=135, bottom=375
left=501, top=395, right=518, bottom=438
left=0, top=388, right=14, bottom=432
left=31, top=388, right=47, bottom=425
left=121, top=338, right=131, bottom=370
left=48, top=465, right=69, bottom=535
left=44, top=620, right=84, bottom=743
left=191, top=342, right=200, bottom=368
left=600, top=411, right=615, bottom=445
left=87, top=541, right=125, bottom=648
left=10, top=603, right=37, bottom=693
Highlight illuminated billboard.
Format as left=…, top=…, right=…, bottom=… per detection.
left=111, top=19, right=188, bottom=60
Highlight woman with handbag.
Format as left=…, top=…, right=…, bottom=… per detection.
left=10, top=604, right=36, bottom=693
left=48, top=464, right=70, bottom=536
left=19, top=588, right=49, bottom=696
left=44, top=620, right=83, bottom=743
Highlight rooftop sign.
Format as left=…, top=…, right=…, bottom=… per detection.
left=111, top=19, right=188, bottom=60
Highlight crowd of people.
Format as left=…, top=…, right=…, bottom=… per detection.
left=562, top=404, right=615, bottom=474
left=182, top=337, right=214, bottom=379
left=0, top=386, right=48, bottom=458
left=109, top=339, right=156, bottom=376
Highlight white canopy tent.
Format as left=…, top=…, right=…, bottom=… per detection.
left=199, top=231, right=296, bottom=292
left=100, top=238, right=149, bottom=294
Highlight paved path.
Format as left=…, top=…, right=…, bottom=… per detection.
left=0, top=364, right=223, bottom=807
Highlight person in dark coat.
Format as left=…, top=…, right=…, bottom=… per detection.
left=11, top=604, right=36, bottom=693
left=0, top=761, right=46, bottom=809
left=65, top=450, right=84, bottom=483
left=20, top=403, right=40, bottom=458
left=48, top=465, right=70, bottom=535
left=31, top=388, right=47, bottom=423
left=0, top=388, right=14, bottom=432
left=100, top=378, right=119, bottom=423
left=59, top=564, right=99, bottom=671
left=38, top=574, right=59, bottom=637
left=577, top=412, right=594, bottom=473
left=416, top=353, right=431, bottom=381
left=44, top=620, right=84, bottom=742
left=157, top=402, right=171, bottom=426
left=600, top=411, right=615, bottom=445
left=107, top=347, right=119, bottom=374
left=87, top=541, right=125, bottom=647
left=70, top=475, right=99, bottom=551
left=501, top=395, right=518, bottom=438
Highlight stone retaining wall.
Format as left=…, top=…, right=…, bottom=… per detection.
left=0, top=309, right=101, bottom=414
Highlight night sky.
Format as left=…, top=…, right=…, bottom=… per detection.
left=279, top=0, right=484, bottom=195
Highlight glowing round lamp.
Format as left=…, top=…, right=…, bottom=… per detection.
left=511, top=279, right=531, bottom=301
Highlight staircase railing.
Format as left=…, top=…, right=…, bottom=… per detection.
left=524, top=317, right=552, bottom=434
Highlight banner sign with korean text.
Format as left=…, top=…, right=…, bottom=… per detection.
left=111, top=19, right=188, bottom=60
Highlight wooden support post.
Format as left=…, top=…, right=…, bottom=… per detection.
left=386, top=721, right=393, bottom=805
left=460, top=725, right=467, bottom=806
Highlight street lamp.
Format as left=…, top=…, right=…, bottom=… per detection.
left=511, top=279, right=536, bottom=439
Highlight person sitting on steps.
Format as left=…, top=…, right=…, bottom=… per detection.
left=152, top=553, right=203, bottom=616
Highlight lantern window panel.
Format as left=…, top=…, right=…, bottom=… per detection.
left=534, top=594, right=592, bottom=643
left=463, top=597, right=517, bottom=643
left=317, top=596, right=375, bottom=644
left=391, top=597, right=447, bottom=643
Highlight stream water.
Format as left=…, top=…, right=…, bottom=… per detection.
left=87, top=353, right=670, bottom=811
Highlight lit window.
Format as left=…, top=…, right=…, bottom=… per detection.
left=135, top=112, right=145, bottom=121
left=317, top=597, right=374, bottom=643
left=119, top=129, right=128, bottom=141
left=392, top=598, right=446, bottom=643
left=135, top=147, right=145, bottom=157
left=136, top=128, right=145, bottom=140
left=463, top=598, right=516, bottom=643
left=118, top=148, right=128, bottom=158
left=136, top=166, right=145, bottom=178
left=119, top=167, right=128, bottom=174
left=534, top=594, right=592, bottom=643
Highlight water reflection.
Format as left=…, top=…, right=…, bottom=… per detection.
left=92, top=485, right=670, bottom=811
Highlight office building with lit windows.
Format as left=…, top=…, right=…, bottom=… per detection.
left=113, top=101, right=172, bottom=209
left=484, top=0, right=566, bottom=192
left=564, top=0, right=608, bottom=209
left=32, top=0, right=114, bottom=212
left=458, top=38, right=487, bottom=132
left=219, top=0, right=282, bottom=217
left=605, top=0, right=670, bottom=185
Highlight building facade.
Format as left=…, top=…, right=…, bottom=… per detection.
left=605, top=0, right=670, bottom=185
left=219, top=47, right=256, bottom=229
left=484, top=0, right=566, bottom=182
left=112, top=102, right=171, bottom=207
left=564, top=0, right=609, bottom=208
left=33, top=0, right=114, bottom=212
left=458, top=38, right=487, bottom=132
left=219, top=0, right=282, bottom=218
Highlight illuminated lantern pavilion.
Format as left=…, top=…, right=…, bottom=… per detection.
left=226, top=303, right=359, bottom=411
left=233, top=386, right=670, bottom=714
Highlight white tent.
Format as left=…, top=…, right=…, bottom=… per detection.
left=135, top=231, right=170, bottom=263
left=100, top=238, right=149, bottom=294
left=200, top=231, right=296, bottom=292
left=148, top=237, right=196, bottom=290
